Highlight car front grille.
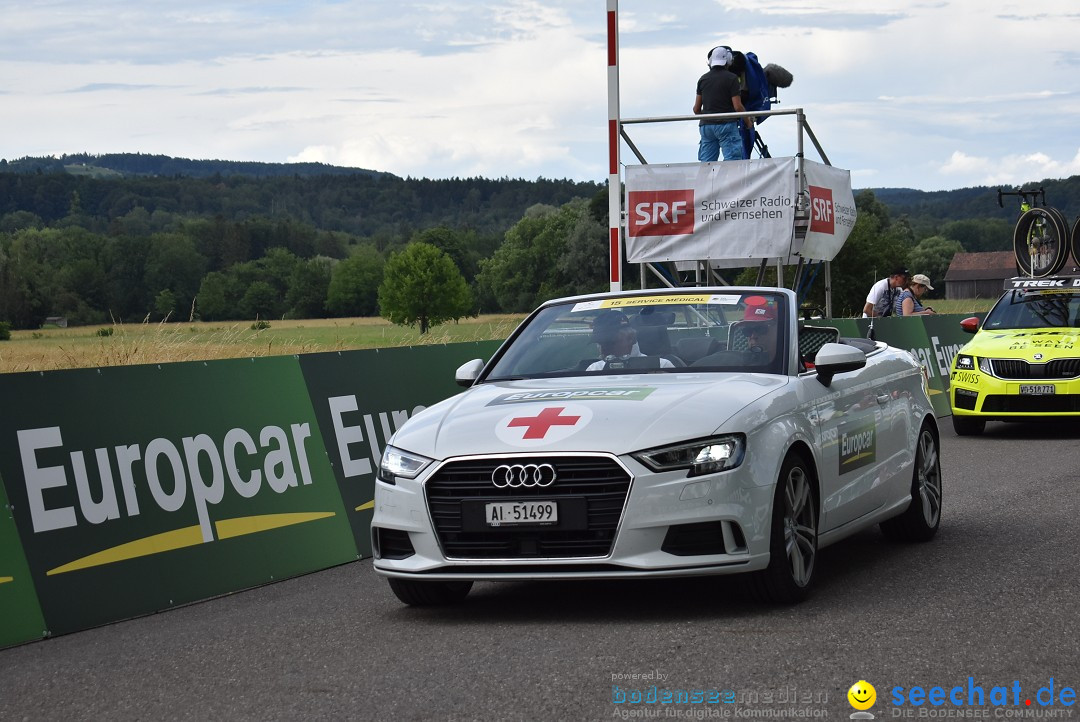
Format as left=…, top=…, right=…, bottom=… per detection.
left=990, top=358, right=1080, bottom=380
left=425, top=455, right=632, bottom=559
left=1048, top=359, right=1080, bottom=378
left=981, top=395, right=1080, bottom=413
left=990, top=359, right=1028, bottom=378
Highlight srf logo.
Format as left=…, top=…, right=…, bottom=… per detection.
left=628, top=190, right=694, bottom=237
left=809, top=185, right=834, bottom=234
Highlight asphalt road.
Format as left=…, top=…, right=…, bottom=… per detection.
left=3, top=420, right=1080, bottom=721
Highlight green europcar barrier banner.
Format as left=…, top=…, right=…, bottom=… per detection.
left=813, top=316, right=974, bottom=416
left=297, top=341, right=502, bottom=555
left=0, top=322, right=972, bottom=648
left=0, top=356, right=358, bottom=637
left=0, top=474, right=46, bottom=647
left=862, top=315, right=976, bottom=416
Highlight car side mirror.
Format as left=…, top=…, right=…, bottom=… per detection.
left=455, top=359, right=485, bottom=387
left=813, top=343, right=867, bottom=387
left=960, top=316, right=980, bottom=334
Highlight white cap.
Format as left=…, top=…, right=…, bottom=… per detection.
left=709, top=46, right=733, bottom=68
left=911, top=273, right=935, bottom=290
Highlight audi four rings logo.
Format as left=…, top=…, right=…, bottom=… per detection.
left=491, top=463, right=557, bottom=488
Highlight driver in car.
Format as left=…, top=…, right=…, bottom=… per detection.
left=587, top=310, right=674, bottom=370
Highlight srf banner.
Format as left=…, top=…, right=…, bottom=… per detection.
left=624, top=158, right=856, bottom=264
left=625, top=158, right=796, bottom=263
left=800, top=160, right=857, bottom=262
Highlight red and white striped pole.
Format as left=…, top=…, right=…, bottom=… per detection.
left=606, top=0, right=622, bottom=292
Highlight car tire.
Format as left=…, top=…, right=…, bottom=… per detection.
left=387, top=577, right=473, bottom=606
left=951, top=414, right=985, bottom=436
left=749, top=452, right=818, bottom=604
left=880, top=425, right=942, bottom=542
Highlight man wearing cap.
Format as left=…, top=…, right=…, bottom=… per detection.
left=586, top=310, right=674, bottom=371
left=693, top=45, right=752, bottom=162
left=739, top=298, right=779, bottom=360
left=863, top=268, right=911, bottom=318
left=896, top=274, right=937, bottom=316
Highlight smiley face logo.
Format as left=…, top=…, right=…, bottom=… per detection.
left=848, top=680, right=876, bottom=710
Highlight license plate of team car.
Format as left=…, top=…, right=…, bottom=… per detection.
left=1020, top=384, right=1055, bottom=395
left=485, top=501, right=558, bottom=526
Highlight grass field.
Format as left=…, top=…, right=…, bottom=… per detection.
left=0, top=315, right=526, bottom=374
left=0, top=297, right=994, bottom=375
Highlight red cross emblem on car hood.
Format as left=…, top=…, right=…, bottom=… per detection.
left=506, top=406, right=582, bottom=439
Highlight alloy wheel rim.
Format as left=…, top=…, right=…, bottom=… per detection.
left=917, top=430, right=942, bottom=528
left=783, top=466, right=816, bottom=587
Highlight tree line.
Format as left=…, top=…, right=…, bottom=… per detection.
left=0, top=158, right=1075, bottom=331
left=1, top=152, right=387, bottom=179
left=0, top=168, right=610, bottom=329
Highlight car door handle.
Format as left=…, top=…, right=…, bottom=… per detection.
left=876, top=393, right=890, bottom=405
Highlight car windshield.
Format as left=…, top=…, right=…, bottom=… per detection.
left=983, top=290, right=1080, bottom=330
left=484, top=291, right=789, bottom=380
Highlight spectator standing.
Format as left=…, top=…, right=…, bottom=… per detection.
left=863, top=268, right=910, bottom=318
left=896, top=274, right=937, bottom=316
left=693, top=46, right=752, bottom=162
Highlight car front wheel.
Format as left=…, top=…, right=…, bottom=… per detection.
left=951, top=414, right=984, bottom=436
left=880, top=424, right=942, bottom=542
left=750, top=452, right=818, bottom=604
left=387, top=577, right=473, bottom=606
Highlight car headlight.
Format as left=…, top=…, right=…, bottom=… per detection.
left=378, top=446, right=433, bottom=485
left=956, top=354, right=992, bottom=375
left=633, top=435, right=746, bottom=477
left=955, top=354, right=975, bottom=370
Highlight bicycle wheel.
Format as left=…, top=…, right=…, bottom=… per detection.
left=1049, top=207, right=1073, bottom=270
left=1071, top=216, right=1080, bottom=271
left=1013, top=207, right=1069, bottom=277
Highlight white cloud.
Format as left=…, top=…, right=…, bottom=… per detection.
left=0, top=0, right=1077, bottom=189
left=941, top=148, right=1080, bottom=187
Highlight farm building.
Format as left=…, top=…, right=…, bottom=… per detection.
left=944, top=251, right=1016, bottom=299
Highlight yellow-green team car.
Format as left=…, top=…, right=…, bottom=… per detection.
left=950, top=275, right=1080, bottom=435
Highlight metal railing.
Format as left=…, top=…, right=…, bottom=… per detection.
left=615, top=107, right=835, bottom=317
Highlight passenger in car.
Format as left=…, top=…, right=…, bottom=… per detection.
left=693, top=297, right=779, bottom=368
left=734, top=295, right=777, bottom=358
left=586, top=310, right=674, bottom=371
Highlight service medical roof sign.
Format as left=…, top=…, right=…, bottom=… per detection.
left=624, top=158, right=854, bottom=263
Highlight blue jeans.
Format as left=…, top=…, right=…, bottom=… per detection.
left=698, top=122, right=746, bottom=162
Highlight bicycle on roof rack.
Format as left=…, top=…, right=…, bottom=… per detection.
left=1000, top=187, right=1071, bottom=278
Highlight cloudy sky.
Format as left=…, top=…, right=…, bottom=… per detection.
left=2, top=0, right=1078, bottom=191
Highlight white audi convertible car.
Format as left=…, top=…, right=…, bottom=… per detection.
left=372, top=288, right=941, bottom=605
